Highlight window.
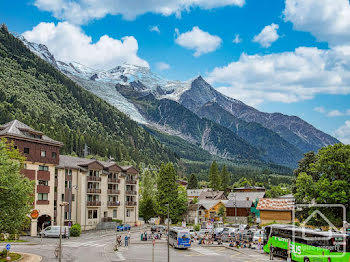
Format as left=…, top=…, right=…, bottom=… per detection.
left=38, top=180, right=48, bottom=186
left=65, top=181, right=72, bottom=188
left=41, top=150, right=46, bottom=157
left=113, top=209, right=117, bottom=218
left=14, top=146, right=17, bottom=149
left=54, top=187, right=57, bottom=193
left=65, top=169, right=72, bottom=176
left=88, top=210, right=98, bottom=219
left=39, top=165, right=49, bottom=171
left=126, top=209, right=132, bottom=217
left=64, top=212, right=71, bottom=220
left=24, top=148, right=30, bottom=154
left=72, top=194, right=75, bottom=201
left=52, top=152, right=57, bottom=159
left=38, top=193, right=48, bottom=200
left=61, top=194, right=64, bottom=201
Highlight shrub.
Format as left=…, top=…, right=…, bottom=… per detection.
left=0, top=249, right=7, bottom=258
left=70, top=224, right=81, bottom=237
left=194, top=224, right=201, bottom=231
left=112, top=219, right=123, bottom=224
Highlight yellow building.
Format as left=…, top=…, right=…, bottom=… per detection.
left=198, top=200, right=227, bottom=221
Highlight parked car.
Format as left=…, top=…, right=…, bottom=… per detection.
left=221, top=228, right=236, bottom=242
left=214, top=227, right=224, bottom=240
left=151, top=225, right=166, bottom=233
left=117, top=224, right=131, bottom=231
left=197, top=229, right=210, bottom=239
left=252, top=230, right=264, bottom=243
left=40, top=226, right=70, bottom=238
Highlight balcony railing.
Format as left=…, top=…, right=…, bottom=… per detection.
left=125, top=180, right=137, bottom=185
left=126, top=201, right=137, bottom=206
left=87, top=176, right=101, bottom=182
left=37, top=170, right=50, bottom=181
left=37, top=185, right=50, bottom=194
left=107, top=201, right=121, bottom=207
left=87, top=188, right=101, bottom=194
left=87, top=201, right=101, bottom=206
left=126, top=190, right=137, bottom=195
left=36, top=200, right=49, bottom=205
left=108, top=178, right=120, bottom=183
left=107, top=189, right=120, bottom=195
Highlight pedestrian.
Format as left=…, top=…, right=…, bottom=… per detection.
left=258, top=237, right=262, bottom=249
left=125, top=235, right=129, bottom=247
left=118, top=235, right=122, bottom=246
left=270, top=244, right=274, bottom=260
left=128, top=231, right=131, bottom=244
left=145, top=231, right=147, bottom=241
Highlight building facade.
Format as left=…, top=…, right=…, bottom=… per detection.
left=0, top=120, right=139, bottom=236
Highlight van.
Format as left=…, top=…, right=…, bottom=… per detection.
left=40, top=226, right=70, bottom=238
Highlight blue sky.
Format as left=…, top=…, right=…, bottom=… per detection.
left=1, top=0, right=350, bottom=143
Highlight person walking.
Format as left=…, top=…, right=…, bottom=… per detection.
left=125, top=235, right=129, bottom=247
left=258, top=236, right=262, bottom=249
left=269, top=244, right=274, bottom=260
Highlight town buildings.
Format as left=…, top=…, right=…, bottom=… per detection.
left=0, top=120, right=139, bottom=236
left=257, top=198, right=294, bottom=224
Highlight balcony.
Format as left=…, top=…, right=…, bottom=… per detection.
left=21, top=169, right=35, bottom=180
left=37, top=170, right=50, bottom=181
left=125, top=179, right=137, bottom=185
left=87, top=201, right=101, bottom=206
left=37, top=185, right=50, bottom=193
left=126, top=201, right=137, bottom=206
left=126, top=190, right=137, bottom=195
left=108, top=178, right=120, bottom=183
left=36, top=200, right=49, bottom=205
left=87, top=176, right=101, bottom=182
left=87, top=188, right=101, bottom=194
left=107, top=189, right=120, bottom=195
left=107, top=201, right=121, bottom=207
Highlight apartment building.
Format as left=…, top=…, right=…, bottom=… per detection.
left=0, top=120, right=139, bottom=236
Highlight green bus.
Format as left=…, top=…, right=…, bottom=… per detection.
left=263, top=224, right=350, bottom=261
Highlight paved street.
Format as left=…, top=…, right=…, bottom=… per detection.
left=0, top=230, right=284, bottom=262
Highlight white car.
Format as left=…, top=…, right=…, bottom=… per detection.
left=252, top=230, right=264, bottom=242
left=40, top=226, right=70, bottom=238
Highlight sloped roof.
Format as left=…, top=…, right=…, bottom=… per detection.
left=257, top=198, right=294, bottom=211
left=228, top=191, right=265, bottom=202
left=225, top=199, right=253, bottom=208
left=187, top=188, right=210, bottom=197
left=0, top=120, right=63, bottom=146
left=198, top=199, right=228, bottom=210
left=198, top=190, right=227, bottom=200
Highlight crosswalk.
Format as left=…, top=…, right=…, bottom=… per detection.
left=62, top=240, right=107, bottom=248
left=191, top=247, right=220, bottom=256
left=115, top=251, right=126, bottom=261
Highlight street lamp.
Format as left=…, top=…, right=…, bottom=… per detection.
left=59, top=202, right=69, bottom=262
left=165, top=203, right=170, bottom=262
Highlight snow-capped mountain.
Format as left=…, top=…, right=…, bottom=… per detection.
left=20, top=37, right=340, bottom=168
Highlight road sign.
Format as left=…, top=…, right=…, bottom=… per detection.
left=6, top=244, right=11, bottom=251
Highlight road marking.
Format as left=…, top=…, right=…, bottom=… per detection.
left=115, top=251, right=126, bottom=261
left=191, top=247, right=220, bottom=256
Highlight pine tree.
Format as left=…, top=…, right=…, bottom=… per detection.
left=209, top=161, right=220, bottom=190
left=156, top=163, right=179, bottom=222
left=139, top=170, right=156, bottom=222
left=188, top=173, right=198, bottom=189
left=220, top=165, right=230, bottom=191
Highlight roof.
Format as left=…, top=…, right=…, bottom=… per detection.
left=257, top=198, right=295, bottom=211
left=0, top=120, right=63, bottom=146
left=228, top=191, right=265, bottom=202
left=187, top=188, right=210, bottom=197
left=225, top=199, right=253, bottom=208
left=58, top=155, right=138, bottom=173
left=278, top=194, right=295, bottom=199
left=198, top=200, right=228, bottom=210
left=198, top=190, right=227, bottom=200
left=233, top=185, right=265, bottom=191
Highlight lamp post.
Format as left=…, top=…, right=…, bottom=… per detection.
left=165, top=203, right=170, bottom=262
left=59, top=202, right=69, bottom=262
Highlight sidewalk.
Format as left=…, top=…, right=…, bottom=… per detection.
left=17, top=253, right=42, bottom=262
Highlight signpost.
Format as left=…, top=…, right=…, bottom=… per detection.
left=6, top=244, right=11, bottom=261
left=152, top=239, right=155, bottom=262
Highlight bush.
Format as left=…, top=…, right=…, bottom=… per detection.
left=194, top=224, right=201, bottom=231
left=70, top=224, right=81, bottom=237
left=0, top=249, right=7, bottom=258
left=112, top=219, right=123, bottom=224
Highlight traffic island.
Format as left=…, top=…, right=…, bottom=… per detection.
left=0, top=252, right=21, bottom=262
left=16, top=253, right=42, bottom=262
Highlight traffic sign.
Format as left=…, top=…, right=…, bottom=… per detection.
left=6, top=244, right=11, bottom=251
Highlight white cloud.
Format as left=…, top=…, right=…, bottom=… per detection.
left=206, top=46, right=350, bottom=107
left=283, top=0, right=350, bottom=46
left=232, top=34, right=242, bottom=44
left=175, top=26, right=222, bottom=57
left=34, top=0, right=245, bottom=24
left=150, top=26, right=160, bottom=34
left=334, top=120, right=350, bottom=144
left=314, top=106, right=326, bottom=113
left=22, top=22, right=148, bottom=70
left=156, top=62, right=170, bottom=71
left=327, top=110, right=344, bottom=117
left=253, top=23, right=279, bottom=48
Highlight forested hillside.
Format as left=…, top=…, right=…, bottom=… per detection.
left=0, top=25, right=177, bottom=165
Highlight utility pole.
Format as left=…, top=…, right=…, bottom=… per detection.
left=59, top=202, right=69, bottom=262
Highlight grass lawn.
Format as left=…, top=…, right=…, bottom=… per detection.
left=0, top=240, right=28, bottom=243
left=0, top=252, right=22, bottom=261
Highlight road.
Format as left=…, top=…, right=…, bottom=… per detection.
left=0, top=230, right=284, bottom=262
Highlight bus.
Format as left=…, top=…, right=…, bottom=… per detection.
left=169, top=227, right=191, bottom=249
left=263, top=224, right=350, bottom=261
